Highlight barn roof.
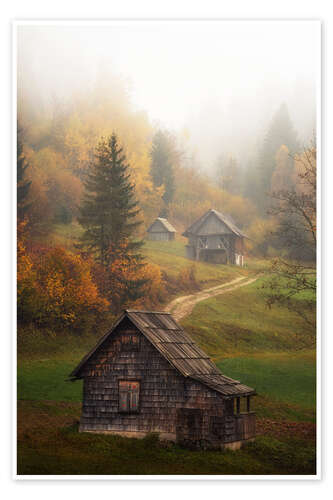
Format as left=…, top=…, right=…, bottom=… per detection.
left=147, top=217, right=177, bottom=233
left=70, top=310, right=255, bottom=398
left=183, top=209, right=248, bottom=238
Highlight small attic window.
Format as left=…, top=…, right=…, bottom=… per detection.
left=121, top=333, right=140, bottom=351
left=119, top=381, right=140, bottom=413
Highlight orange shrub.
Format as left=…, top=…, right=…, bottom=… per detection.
left=17, top=243, right=109, bottom=330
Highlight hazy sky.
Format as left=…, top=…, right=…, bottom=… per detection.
left=17, top=21, right=319, bottom=167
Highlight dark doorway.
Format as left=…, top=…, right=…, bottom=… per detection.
left=176, top=408, right=203, bottom=446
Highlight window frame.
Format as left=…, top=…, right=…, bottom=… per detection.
left=118, top=380, right=140, bottom=414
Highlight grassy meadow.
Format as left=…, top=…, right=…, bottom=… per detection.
left=17, top=239, right=316, bottom=476
left=142, top=239, right=253, bottom=285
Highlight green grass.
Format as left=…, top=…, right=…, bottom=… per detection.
left=182, top=277, right=315, bottom=357
left=17, top=401, right=316, bottom=475
left=217, top=352, right=316, bottom=422
left=17, top=351, right=316, bottom=422
left=17, top=358, right=83, bottom=402
left=218, top=353, right=316, bottom=408
left=142, top=239, right=253, bottom=286
left=17, top=238, right=316, bottom=475
left=180, top=276, right=316, bottom=423
left=35, top=221, right=83, bottom=250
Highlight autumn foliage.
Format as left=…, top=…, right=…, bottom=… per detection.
left=18, top=223, right=109, bottom=331
left=17, top=68, right=316, bottom=335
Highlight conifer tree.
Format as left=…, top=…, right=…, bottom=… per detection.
left=257, top=103, right=299, bottom=213
left=78, top=133, right=142, bottom=267
left=150, top=130, right=175, bottom=209
left=17, top=127, right=31, bottom=222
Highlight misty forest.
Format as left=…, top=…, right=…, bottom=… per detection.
left=17, top=24, right=317, bottom=475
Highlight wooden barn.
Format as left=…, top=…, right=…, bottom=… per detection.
left=70, top=310, right=256, bottom=450
left=183, top=209, right=248, bottom=266
left=147, top=217, right=176, bottom=241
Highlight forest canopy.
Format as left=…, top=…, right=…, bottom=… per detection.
left=17, top=35, right=316, bottom=334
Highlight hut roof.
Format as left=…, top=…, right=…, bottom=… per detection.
left=70, top=310, right=255, bottom=398
left=183, top=209, right=248, bottom=238
left=147, top=217, right=177, bottom=233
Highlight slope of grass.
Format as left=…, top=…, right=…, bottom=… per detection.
left=217, top=353, right=316, bottom=422
left=17, top=401, right=316, bottom=476
left=17, top=236, right=316, bottom=475
left=181, top=277, right=315, bottom=357
left=218, top=352, right=316, bottom=409
left=142, top=239, right=253, bottom=286
left=17, top=358, right=83, bottom=402
left=34, top=221, right=83, bottom=250
left=181, top=277, right=316, bottom=424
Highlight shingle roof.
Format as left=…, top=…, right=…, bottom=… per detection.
left=183, top=209, right=248, bottom=238
left=70, top=310, right=255, bottom=398
left=147, top=217, right=177, bottom=233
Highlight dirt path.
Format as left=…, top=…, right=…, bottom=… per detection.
left=165, top=275, right=259, bottom=321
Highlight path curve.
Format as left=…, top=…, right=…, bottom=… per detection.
left=164, top=275, right=259, bottom=321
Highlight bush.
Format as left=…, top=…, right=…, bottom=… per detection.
left=177, top=264, right=199, bottom=292
left=17, top=243, right=109, bottom=332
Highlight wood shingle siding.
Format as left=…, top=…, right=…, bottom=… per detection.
left=70, top=310, right=256, bottom=449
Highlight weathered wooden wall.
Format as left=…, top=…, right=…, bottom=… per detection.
left=196, top=213, right=232, bottom=236
left=147, top=232, right=174, bottom=241
left=147, top=220, right=175, bottom=241
left=78, top=317, right=247, bottom=448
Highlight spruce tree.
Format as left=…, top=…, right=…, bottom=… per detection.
left=17, top=127, right=31, bottom=222
left=78, top=133, right=142, bottom=267
left=150, top=130, right=175, bottom=209
left=257, top=103, right=299, bottom=214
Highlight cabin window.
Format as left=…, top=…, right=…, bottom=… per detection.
left=230, top=396, right=251, bottom=414
left=121, top=333, right=140, bottom=351
left=198, top=237, right=208, bottom=249
left=119, top=381, right=140, bottom=413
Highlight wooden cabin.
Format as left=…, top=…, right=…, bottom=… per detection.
left=147, top=217, right=176, bottom=241
left=70, top=310, right=256, bottom=450
left=183, top=209, right=247, bottom=266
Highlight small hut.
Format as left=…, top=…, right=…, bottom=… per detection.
left=183, top=209, right=248, bottom=266
left=147, top=217, right=176, bottom=241
left=70, top=310, right=256, bottom=450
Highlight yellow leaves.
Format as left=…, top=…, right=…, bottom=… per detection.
left=17, top=244, right=109, bottom=328
left=245, top=217, right=277, bottom=256
left=169, top=165, right=257, bottom=232
left=17, top=220, right=35, bottom=298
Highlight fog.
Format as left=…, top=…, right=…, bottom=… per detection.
left=17, top=21, right=319, bottom=171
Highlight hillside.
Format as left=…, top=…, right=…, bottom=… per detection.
left=17, top=241, right=316, bottom=475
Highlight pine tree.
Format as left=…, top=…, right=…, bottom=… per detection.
left=17, top=127, right=31, bottom=222
left=78, top=133, right=142, bottom=267
left=257, top=103, right=299, bottom=213
left=150, top=130, right=175, bottom=209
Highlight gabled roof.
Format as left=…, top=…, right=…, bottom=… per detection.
left=70, top=310, right=255, bottom=398
left=183, top=209, right=248, bottom=238
left=147, top=217, right=177, bottom=233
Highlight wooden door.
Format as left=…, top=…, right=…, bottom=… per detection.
left=176, top=408, right=203, bottom=444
